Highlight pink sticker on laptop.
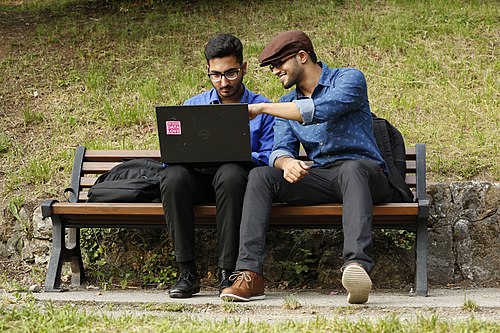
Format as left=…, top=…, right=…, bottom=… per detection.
left=166, top=121, right=181, bottom=135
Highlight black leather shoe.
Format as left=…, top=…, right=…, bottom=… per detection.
left=169, top=270, right=201, bottom=298
left=219, top=269, right=234, bottom=294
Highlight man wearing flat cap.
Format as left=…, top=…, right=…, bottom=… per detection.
left=220, top=30, right=390, bottom=304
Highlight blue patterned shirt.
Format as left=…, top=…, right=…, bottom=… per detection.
left=184, top=85, right=274, bottom=166
left=269, top=63, right=387, bottom=172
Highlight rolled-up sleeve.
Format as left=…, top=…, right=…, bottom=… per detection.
left=269, top=149, right=295, bottom=167
left=293, top=98, right=315, bottom=125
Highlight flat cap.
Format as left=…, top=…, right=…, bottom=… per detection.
left=258, top=30, right=314, bottom=67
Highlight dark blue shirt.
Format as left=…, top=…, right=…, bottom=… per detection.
left=184, top=85, right=274, bottom=166
left=270, top=62, right=387, bottom=172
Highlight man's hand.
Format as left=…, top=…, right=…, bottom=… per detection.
left=279, top=157, right=310, bottom=183
left=248, top=103, right=263, bottom=120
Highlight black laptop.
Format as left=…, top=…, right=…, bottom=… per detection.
left=155, top=104, right=252, bottom=167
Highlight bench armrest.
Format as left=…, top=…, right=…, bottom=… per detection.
left=41, top=199, right=59, bottom=218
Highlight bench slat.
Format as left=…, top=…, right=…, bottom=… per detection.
left=48, top=202, right=419, bottom=229
left=84, top=150, right=162, bottom=162
left=81, top=177, right=97, bottom=187
left=82, top=147, right=417, bottom=161
left=79, top=175, right=419, bottom=201
left=51, top=202, right=418, bottom=217
left=81, top=160, right=417, bottom=174
left=82, top=162, right=123, bottom=173
left=80, top=175, right=418, bottom=189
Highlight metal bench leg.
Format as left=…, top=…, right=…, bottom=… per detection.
left=44, top=216, right=65, bottom=292
left=44, top=216, right=86, bottom=291
left=67, top=227, right=85, bottom=287
left=415, top=216, right=428, bottom=296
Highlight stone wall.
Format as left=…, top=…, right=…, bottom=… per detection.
left=427, top=182, right=500, bottom=286
left=1, top=181, right=499, bottom=288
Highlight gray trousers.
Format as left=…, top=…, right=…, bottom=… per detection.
left=235, top=159, right=390, bottom=274
left=160, top=163, right=250, bottom=270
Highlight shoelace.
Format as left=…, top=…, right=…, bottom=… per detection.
left=228, top=271, right=252, bottom=287
left=178, top=270, right=196, bottom=284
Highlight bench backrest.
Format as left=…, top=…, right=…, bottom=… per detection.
left=68, top=146, right=420, bottom=203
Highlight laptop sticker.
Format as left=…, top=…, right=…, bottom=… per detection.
left=166, top=121, right=181, bottom=135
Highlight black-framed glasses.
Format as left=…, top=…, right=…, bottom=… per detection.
left=268, top=53, right=297, bottom=71
left=208, top=68, right=241, bottom=82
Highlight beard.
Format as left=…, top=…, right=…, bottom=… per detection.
left=280, top=62, right=301, bottom=89
left=214, top=78, right=243, bottom=99
left=282, top=77, right=295, bottom=89
left=281, top=72, right=299, bottom=89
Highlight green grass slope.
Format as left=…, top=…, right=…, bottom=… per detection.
left=0, top=0, right=498, bottom=209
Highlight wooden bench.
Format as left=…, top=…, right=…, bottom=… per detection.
left=42, top=144, right=429, bottom=295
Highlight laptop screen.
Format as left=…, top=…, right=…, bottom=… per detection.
left=155, top=104, right=252, bottom=166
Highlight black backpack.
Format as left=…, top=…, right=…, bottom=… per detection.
left=87, top=158, right=164, bottom=203
left=372, top=113, right=414, bottom=203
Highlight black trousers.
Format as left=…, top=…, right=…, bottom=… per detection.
left=235, top=159, right=390, bottom=274
left=160, top=163, right=250, bottom=270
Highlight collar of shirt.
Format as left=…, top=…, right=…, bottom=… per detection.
left=207, top=84, right=250, bottom=104
left=291, top=62, right=332, bottom=100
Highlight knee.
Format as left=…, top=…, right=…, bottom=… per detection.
left=338, top=160, right=368, bottom=179
left=338, top=160, right=369, bottom=183
left=214, top=164, right=247, bottom=183
left=247, top=166, right=278, bottom=189
left=160, top=166, right=193, bottom=193
left=213, top=164, right=248, bottom=191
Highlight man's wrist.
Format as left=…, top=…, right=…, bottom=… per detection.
left=275, top=156, right=293, bottom=169
left=255, top=103, right=266, bottom=115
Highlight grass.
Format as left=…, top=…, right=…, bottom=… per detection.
left=283, top=294, right=303, bottom=310
left=462, top=294, right=481, bottom=312
left=221, top=299, right=246, bottom=314
left=0, top=298, right=499, bottom=332
left=0, top=0, right=498, bottom=208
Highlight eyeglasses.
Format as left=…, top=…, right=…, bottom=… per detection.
left=208, top=68, right=241, bottom=82
left=268, top=53, right=297, bottom=71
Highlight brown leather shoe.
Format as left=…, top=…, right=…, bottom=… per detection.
left=219, top=270, right=265, bottom=302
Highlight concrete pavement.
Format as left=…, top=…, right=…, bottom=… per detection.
left=30, top=287, right=500, bottom=308
left=23, top=287, right=500, bottom=322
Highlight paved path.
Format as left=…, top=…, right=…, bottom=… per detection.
left=26, top=288, right=500, bottom=322
left=32, top=288, right=499, bottom=308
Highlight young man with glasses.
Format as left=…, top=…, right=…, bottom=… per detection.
left=160, top=33, right=274, bottom=298
left=220, top=30, right=390, bottom=304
